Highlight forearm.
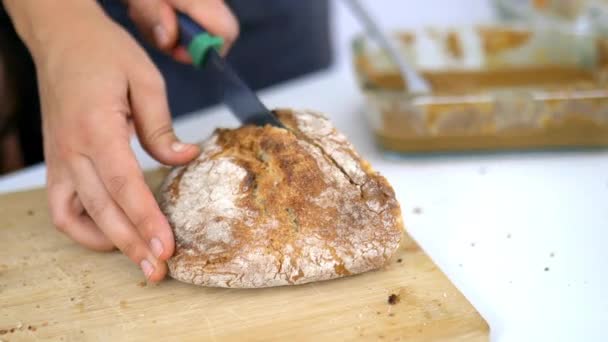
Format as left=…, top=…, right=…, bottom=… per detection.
left=2, top=0, right=106, bottom=60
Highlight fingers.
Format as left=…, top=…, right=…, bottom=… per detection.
left=126, top=0, right=178, bottom=52
left=47, top=180, right=114, bottom=252
left=69, top=154, right=168, bottom=282
left=128, top=64, right=200, bottom=165
left=88, top=133, right=176, bottom=261
left=167, top=0, right=239, bottom=55
left=127, top=0, right=239, bottom=61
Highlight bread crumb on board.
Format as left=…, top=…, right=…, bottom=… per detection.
left=387, top=294, right=400, bottom=305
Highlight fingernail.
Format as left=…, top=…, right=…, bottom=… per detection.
left=154, top=24, right=169, bottom=47
left=171, top=141, right=189, bottom=152
left=140, top=259, right=154, bottom=279
left=150, top=238, right=164, bottom=258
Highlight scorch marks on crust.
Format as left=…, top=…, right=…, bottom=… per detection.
left=159, top=109, right=403, bottom=288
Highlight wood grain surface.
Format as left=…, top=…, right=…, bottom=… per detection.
left=0, top=169, right=488, bottom=341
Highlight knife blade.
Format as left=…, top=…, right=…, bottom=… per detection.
left=177, top=14, right=284, bottom=128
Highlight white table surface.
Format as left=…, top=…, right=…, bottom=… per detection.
left=2, top=1, right=607, bottom=341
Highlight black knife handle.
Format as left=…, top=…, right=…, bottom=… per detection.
left=177, top=13, right=204, bottom=47
left=177, top=13, right=224, bottom=67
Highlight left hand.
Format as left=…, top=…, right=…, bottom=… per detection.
left=123, top=0, right=239, bottom=63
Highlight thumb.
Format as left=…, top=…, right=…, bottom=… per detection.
left=128, top=66, right=199, bottom=166
left=126, top=0, right=178, bottom=52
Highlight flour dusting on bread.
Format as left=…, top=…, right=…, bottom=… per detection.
left=159, top=109, right=404, bottom=288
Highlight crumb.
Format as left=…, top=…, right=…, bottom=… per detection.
left=70, top=297, right=75, bottom=302
left=379, top=335, right=384, bottom=339
left=376, top=311, right=381, bottom=315
left=35, top=305, right=40, bottom=309
left=85, top=285, right=91, bottom=289
left=120, top=300, right=128, bottom=309
left=387, top=294, right=400, bottom=305
left=152, top=320, right=157, bottom=324
left=507, top=233, right=511, bottom=239
left=80, top=330, right=84, bottom=334
left=0, top=330, right=6, bottom=335
left=509, top=280, right=513, bottom=284
left=458, top=263, right=463, bottom=267
left=388, top=313, right=395, bottom=317
left=137, top=281, right=147, bottom=287
left=396, top=259, right=402, bottom=263
left=27, top=210, right=34, bottom=216
left=27, top=325, right=36, bottom=331
left=9, top=328, right=15, bottom=333
left=544, top=267, right=549, bottom=272
left=470, top=242, right=476, bottom=247
left=550, top=252, right=555, bottom=258
left=412, top=207, right=422, bottom=215
left=417, top=329, right=422, bottom=333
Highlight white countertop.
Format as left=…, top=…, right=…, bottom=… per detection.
left=2, top=1, right=607, bottom=340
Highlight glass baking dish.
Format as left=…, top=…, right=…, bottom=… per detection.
left=352, top=25, right=608, bottom=153
left=493, top=0, right=608, bottom=36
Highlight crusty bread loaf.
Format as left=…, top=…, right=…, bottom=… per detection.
left=158, top=109, right=404, bottom=288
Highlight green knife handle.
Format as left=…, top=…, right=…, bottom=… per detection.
left=177, top=13, right=224, bottom=67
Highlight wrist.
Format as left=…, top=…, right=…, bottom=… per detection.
left=2, top=0, right=105, bottom=60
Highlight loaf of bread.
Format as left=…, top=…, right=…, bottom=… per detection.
left=158, top=109, right=404, bottom=288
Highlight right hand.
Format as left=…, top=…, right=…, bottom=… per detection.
left=2, top=0, right=236, bottom=281
left=123, top=0, right=239, bottom=63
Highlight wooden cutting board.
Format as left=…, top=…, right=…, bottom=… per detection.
left=0, top=169, right=488, bottom=341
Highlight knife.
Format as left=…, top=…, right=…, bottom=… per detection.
left=177, top=14, right=284, bottom=128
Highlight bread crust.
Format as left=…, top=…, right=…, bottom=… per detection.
left=159, top=109, right=403, bottom=288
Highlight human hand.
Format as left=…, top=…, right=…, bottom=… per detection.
left=124, top=0, right=239, bottom=63
left=4, top=0, right=201, bottom=281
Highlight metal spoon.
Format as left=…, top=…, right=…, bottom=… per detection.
left=343, top=0, right=432, bottom=94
